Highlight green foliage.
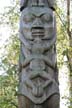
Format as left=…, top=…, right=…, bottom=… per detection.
left=0, top=74, right=18, bottom=108
left=0, top=35, right=19, bottom=108
left=0, top=1, right=19, bottom=108
left=56, top=12, right=68, bottom=67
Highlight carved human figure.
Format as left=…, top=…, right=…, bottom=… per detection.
left=18, top=0, right=60, bottom=108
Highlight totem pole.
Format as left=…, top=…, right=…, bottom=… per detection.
left=18, top=0, right=60, bottom=108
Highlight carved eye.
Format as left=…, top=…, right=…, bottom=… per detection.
left=41, top=14, right=53, bottom=23
left=23, top=14, right=35, bottom=23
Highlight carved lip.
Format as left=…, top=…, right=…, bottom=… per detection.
left=32, top=28, right=45, bottom=37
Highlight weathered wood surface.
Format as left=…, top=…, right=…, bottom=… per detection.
left=18, top=0, right=60, bottom=108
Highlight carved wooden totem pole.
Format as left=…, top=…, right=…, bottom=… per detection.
left=18, top=0, right=60, bottom=108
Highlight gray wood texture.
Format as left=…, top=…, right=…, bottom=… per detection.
left=18, top=0, right=60, bottom=108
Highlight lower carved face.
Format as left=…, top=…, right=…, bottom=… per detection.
left=21, top=7, right=56, bottom=41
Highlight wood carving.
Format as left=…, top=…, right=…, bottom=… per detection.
left=18, top=0, right=60, bottom=108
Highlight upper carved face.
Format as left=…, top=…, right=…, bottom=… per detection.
left=20, top=6, right=56, bottom=42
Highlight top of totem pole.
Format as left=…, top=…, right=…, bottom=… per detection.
left=20, top=0, right=56, bottom=11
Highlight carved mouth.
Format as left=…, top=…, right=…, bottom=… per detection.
left=32, top=27, right=45, bottom=38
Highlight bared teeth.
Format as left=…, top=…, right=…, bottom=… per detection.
left=32, top=32, right=44, bottom=34
left=32, top=33, right=44, bottom=37
left=32, top=29, right=44, bottom=33
left=32, top=32, right=44, bottom=36
left=32, top=34, right=44, bottom=36
left=32, top=29, right=45, bottom=37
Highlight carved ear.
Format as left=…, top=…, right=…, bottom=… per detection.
left=47, top=0, right=56, bottom=11
left=20, top=0, right=25, bottom=7
left=20, top=0, right=28, bottom=11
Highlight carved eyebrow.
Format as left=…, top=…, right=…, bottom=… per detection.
left=32, top=13, right=45, bottom=17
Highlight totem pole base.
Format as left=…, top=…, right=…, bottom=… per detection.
left=18, top=94, right=60, bottom=108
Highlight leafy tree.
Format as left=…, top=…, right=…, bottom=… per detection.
left=56, top=0, right=72, bottom=107
left=0, top=0, right=20, bottom=108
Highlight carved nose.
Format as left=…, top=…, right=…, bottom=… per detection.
left=32, top=18, right=43, bottom=28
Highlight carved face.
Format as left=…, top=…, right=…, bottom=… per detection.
left=20, top=7, right=56, bottom=41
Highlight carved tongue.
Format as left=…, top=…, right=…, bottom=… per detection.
left=32, top=86, right=43, bottom=97
left=32, top=78, right=44, bottom=97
